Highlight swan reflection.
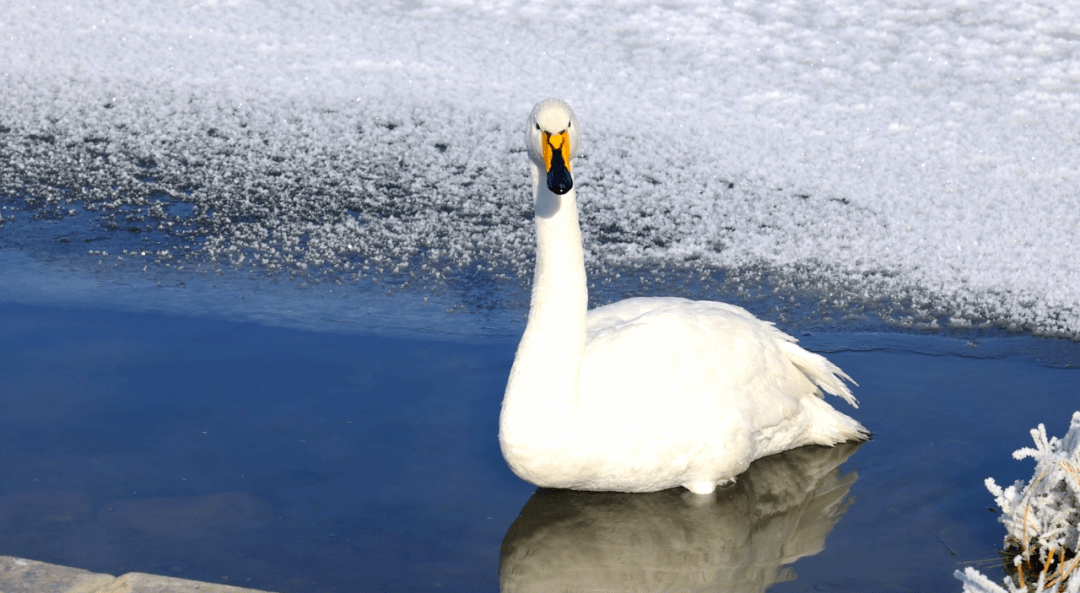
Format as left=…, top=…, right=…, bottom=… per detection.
left=500, top=442, right=863, bottom=593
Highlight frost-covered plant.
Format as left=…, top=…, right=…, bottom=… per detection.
left=956, top=411, right=1080, bottom=593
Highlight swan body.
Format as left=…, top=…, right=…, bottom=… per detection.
left=499, top=99, right=868, bottom=495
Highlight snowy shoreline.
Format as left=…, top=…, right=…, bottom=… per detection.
left=2, top=1, right=1078, bottom=338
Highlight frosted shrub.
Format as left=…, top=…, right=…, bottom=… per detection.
left=956, top=412, right=1080, bottom=593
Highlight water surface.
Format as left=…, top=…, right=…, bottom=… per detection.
left=1, top=293, right=1076, bottom=592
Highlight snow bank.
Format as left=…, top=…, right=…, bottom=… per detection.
left=1, top=0, right=1078, bottom=336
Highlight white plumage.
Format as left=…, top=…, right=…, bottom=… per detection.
left=499, top=99, right=868, bottom=494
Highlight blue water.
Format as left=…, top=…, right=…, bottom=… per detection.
left=1, top=271, right=1078, bottom=591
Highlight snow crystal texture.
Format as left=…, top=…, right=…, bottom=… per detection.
left=1, top=0, right=1078, bottom=336
left=956, top=411, right=1080, bottom=593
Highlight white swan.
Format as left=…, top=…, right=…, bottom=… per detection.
left=499, top=99, right=869, bottom=495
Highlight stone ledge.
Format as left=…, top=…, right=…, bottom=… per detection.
left=0, top=556, right=277, bottom=593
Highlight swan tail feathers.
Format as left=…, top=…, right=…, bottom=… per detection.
left=778, top=341, right=859, bottom=408
left=804, top=396, right=873, bottom=444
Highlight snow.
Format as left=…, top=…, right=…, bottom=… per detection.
left=956, top=411, right=1080, bottom=593
left=1, top=0, right=1078, bottom=336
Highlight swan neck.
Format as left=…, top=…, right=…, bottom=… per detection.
left=504, top=169, right=588, bottom=409
left=498, top=155, right=589, bottom=483
left=528, top=177, right=588, bottom=351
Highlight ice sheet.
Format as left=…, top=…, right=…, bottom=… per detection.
left=1, top=0, right=1077, bottom=336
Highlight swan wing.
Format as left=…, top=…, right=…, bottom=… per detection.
left=580, top=297, right=864, bottom=460
left=585, top=297, right=857, bottom=407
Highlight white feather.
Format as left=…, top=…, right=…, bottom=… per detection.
left=499, top=99, right=868, bottom=494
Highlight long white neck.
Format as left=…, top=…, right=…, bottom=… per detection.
left=522, top=166, right=588, bottom=383
left=500, top=164, right=588, bottom=460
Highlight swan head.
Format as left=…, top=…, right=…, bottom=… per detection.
left=526, top=99, right=580, bottom=195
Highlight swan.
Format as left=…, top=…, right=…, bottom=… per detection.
left=499, top=98, right=869, bottom=495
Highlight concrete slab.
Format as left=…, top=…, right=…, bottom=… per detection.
left=0, top=557, right=113, bottom=593
left=0, top=557, right=277, bottom=593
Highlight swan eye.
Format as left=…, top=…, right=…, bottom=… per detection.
left=534, top=122, right=540, bottom=131
left=567, top=120, right=572, bottom=129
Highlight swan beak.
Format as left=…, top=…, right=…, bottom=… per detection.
left=542, top=131, right=573, bottom=195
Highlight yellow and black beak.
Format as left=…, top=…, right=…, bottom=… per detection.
left=542, top=130, right=573, bottom=195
